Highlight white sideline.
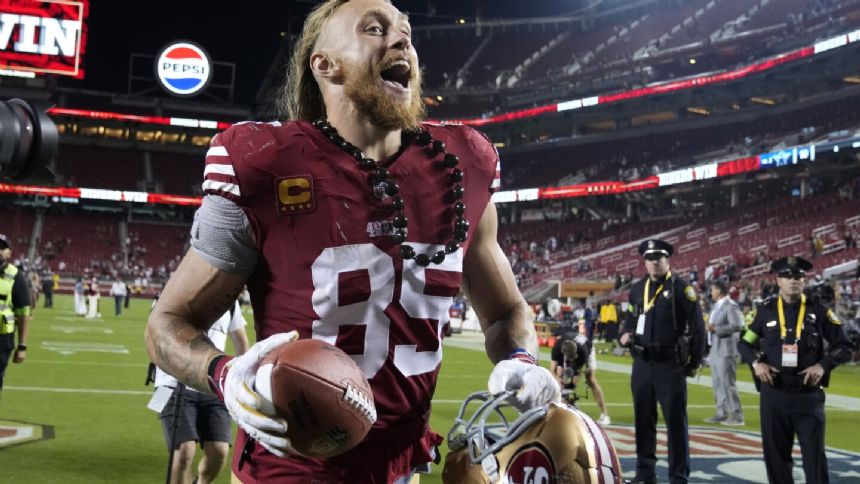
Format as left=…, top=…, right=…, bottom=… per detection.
left=443, top=335, right=860, bottom=412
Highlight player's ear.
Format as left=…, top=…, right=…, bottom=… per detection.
left=311, top=52, right=341, bottom=81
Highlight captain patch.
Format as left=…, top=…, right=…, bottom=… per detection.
left=276, top=175, right=315, bottom=215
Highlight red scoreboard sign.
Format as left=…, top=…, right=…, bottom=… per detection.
left=0, top=0, right=88, bottom=78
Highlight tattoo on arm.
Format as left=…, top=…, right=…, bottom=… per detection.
left=146, top=284, right=242, bottom=393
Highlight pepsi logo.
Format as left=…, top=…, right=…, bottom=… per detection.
left=155, top=41, right=212, bottom=97
left=505, top=443, right=556, bottom=484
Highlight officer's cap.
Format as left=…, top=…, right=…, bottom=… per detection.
left=0, top=233, right=9, bottom=249
left=638, top=239, right=673, bottom=258
left=771, top=256, right=813, bottom=277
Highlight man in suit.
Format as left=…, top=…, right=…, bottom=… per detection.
left=704, top=280, right=745, bottom=426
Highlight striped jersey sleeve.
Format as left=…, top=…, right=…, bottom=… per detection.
left=202, top=133, right=241, bottom=201
left=491, top=159, right=501, bottom=193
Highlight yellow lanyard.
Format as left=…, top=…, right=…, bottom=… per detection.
left=777, top=294, right=806, bottom=341
left=643, top=272, right=671, bottom=313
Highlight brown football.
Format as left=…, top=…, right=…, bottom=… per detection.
left=255, top=338, right=376, bottom=458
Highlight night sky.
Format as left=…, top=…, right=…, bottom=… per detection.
left=56, top=0, right=587, bottom=106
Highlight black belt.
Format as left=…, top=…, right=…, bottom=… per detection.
left=632, top=343, right=677, bottom=362
left=770, top=374, right=820, bottom=393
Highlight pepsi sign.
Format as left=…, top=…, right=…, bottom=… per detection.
left=155, top=41, right=212, bottom=97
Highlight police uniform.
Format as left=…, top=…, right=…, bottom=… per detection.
left=739, top=256, right=851, bottom=484
left=622, top=239, right=705, bottom=484
left=0, top=234, right=32, bottom=391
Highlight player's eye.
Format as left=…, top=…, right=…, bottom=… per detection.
left=366, top=25, right=384, bottom=35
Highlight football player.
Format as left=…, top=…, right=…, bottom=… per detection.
left=145, top=1, right=560, bottom=482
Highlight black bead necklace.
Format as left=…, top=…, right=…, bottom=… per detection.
left=312, top=119, right=469, bottom=267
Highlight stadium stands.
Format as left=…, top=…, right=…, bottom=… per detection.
left=2, top=205, right=36, bottom=251
left=56, top=145, right=144, bottom=191
left=39, top=210, right=122, bottom=274
left=150, top=151, right=204, bottom=195
left=501, top=88, right=860, bottom=189
left=509, top=187, right=860, bottom=293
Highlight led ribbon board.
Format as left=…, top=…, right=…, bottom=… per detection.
left=0, top=0, right=88, bottom=78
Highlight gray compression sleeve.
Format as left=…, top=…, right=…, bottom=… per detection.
left=189, top=195, right=258, bottom=275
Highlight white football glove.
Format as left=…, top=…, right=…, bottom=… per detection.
left=488, top=359, right=561, bottom=412
left=223, top=331, right=299, bottom=457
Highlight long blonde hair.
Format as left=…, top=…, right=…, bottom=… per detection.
left=278, top=0, right=370, bottom=121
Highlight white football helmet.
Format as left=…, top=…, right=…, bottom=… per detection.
left=442, top=391, right=622, bottom=484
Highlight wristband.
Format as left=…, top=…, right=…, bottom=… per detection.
left=508, top=348, right=536, bottom=365
left=207, top=354, right=234, bottom=401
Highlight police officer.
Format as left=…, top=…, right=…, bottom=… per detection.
left=0, top=233, right=31, bottom=394
left=738, top=256, right=851, bottom=484
left=620, top=239, right=705, bottom=484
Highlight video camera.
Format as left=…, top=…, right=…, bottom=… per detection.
left=0, top=99, right=58, bottom=183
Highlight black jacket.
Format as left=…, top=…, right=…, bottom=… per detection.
left=622, top=272, right=705, bottom=370
left=739, top=294, right=851, bottom=390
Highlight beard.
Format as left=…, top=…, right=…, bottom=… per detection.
left=341, top=56, right=426, bottom=131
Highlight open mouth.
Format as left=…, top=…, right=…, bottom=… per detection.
left=380, top=60, right=411, bottom=91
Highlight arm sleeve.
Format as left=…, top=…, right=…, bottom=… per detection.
left=738, top=310, right=764, bottom=364
left=622, top=289, right=637, bottom=336
left=12, top=270, right=31, bottom=311
left=189, top=195, right=259, bottom=276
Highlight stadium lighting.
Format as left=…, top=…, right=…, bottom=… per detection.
left=689, top=58, right=696, bottom=65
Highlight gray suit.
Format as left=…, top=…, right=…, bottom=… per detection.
left=708, top=297, right=744, bottom=419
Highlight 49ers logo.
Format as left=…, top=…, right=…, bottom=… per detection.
left=505, top=443, right=556, bottom=484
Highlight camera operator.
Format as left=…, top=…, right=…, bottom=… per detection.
left=550, top=330, right=611, bottom=426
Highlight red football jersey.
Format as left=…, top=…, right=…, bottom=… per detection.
left=203, top=120, right=499, bottom=481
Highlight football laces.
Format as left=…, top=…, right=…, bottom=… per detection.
left=343, top=383, right=377, bottom=424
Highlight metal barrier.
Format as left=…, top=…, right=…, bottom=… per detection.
left=713, top=221, right=731, bottom=231
left=741, top=263, right=770, bottom=278
left=777, top=233, right=803, bottom=249
left=812, top=223, right=837, bottom=238
left=748, top=244, right=768, bottom=254
left=679, top=241, right=701, bottom=254
left=601, top=252, right=623, bottom=265
left=616, top=259, right=640, bottom=272
left=708, top=255, right=734, bottom=266
left=737, top=223, right=760, bottom=236
left=687, top=228, right=706, bottom=239
left=596, top=235, right=616, bottom=249
left=709, top=231, right=731, bottom=245
left=822, top=240, right=847, bottom=255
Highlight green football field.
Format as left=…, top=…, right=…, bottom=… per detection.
left=2, top=294, right=859, bottom=483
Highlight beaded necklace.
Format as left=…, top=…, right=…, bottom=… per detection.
left=312, top=119, right=469, bottom=267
